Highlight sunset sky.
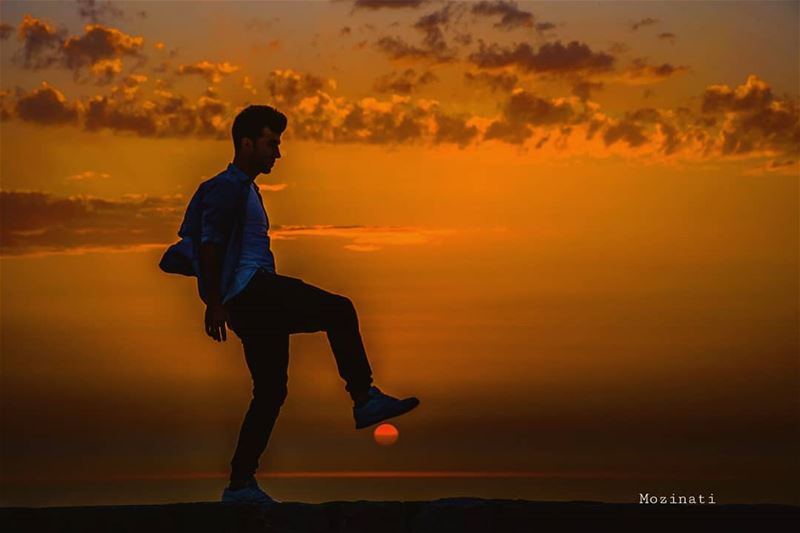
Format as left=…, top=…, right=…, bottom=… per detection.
left=0, top=0, right=798, bottom=507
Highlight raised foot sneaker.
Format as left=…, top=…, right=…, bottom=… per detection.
left=353, top=386, right=420, bottom=430
left=221, top=477, right=280, bottom=506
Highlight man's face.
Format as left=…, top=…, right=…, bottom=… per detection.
left=247, top=126, right=282, bottom=174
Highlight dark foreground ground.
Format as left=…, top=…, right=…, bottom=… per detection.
left=2, top=498, right=798, bottom=533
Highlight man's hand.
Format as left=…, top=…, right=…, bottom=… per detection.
left=204, top=303, right=228, bottom=342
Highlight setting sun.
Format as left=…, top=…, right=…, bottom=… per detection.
left=373, top=424, right=399, bottom=446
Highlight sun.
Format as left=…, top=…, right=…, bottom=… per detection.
left=373, top=423, right=399, bottom=446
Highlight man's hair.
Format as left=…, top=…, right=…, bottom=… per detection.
left=231, top=105, right=287, bottom=152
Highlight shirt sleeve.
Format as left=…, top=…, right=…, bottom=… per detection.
left=200, top=177, right=241, bottom=245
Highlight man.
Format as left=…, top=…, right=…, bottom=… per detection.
left=162, top=105, right=419, bottom=505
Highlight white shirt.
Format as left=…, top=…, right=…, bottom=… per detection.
left=224, top=182, right=276, bottom=303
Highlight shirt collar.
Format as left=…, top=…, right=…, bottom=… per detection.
left=227, top=162, right=255, bottom=183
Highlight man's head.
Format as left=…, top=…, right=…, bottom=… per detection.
left=231, top=105, right=287, bottom=175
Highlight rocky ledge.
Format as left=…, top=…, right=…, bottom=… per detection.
left=2, top=497, right=798, bottom=532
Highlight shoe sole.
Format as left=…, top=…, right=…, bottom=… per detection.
left=355, top=397, right=420, bottom=430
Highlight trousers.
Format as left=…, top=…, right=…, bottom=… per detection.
left=224, top=269, right=374, bottom=482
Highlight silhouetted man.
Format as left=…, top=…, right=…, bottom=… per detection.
left=160, top=105, right=419, bottom=505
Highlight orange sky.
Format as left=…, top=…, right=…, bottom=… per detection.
left=0, top=0, right=798, bottom=506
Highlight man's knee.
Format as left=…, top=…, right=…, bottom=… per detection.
left=327, top=294, right=357, bottom=325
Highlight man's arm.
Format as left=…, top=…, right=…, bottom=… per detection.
left=199, top=242, right=227, bottom=342
left=198, top=177, right=241, bottom=342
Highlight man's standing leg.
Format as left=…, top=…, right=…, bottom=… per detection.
left=228, top=329, right=289, bottom=488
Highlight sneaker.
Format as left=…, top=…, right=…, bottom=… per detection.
left=221, top=477, right=280, bottom=506
left=353, top=386, right=420, bottom=430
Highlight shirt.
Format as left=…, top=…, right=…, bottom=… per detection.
left=159, top=162, right=276, bottom=305
left=227, top=181, right=276, bottom=303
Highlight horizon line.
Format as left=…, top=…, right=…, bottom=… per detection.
left=0, top=470, right=737, bottom=484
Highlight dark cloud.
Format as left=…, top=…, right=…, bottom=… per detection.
left=484, top=119, right=531, bottom=144
left=289, top=92, right=429, bottom=144
left=4, top=76, right=230, bottom=139
left=658, top=32, right=676, bottom=44
left=264, top=68, right=330, bottom=107
left=0, top=90, right=14, bottom=121
left=340, top=26, right=352, bottom=36
left=175, top=60, right=240, bottom=84
left=607, top=41, right=629, bottom=55
left=623, top=57, right=689, bottom=82
left=433, top=112, right=479, bottom=147
left=14, top=83, right=80, bottom=125
left=0, top=190, right=183, bottom=256
left=0, top=22, right=13, bottom=40
left=484, top=89, right=582, bottom=144
left=701, top=74, right=775, bottom=114
left=76, top=0, right=125, bottom=23
left=14, top=15, right=144, bottom=83
left=602, top=119, right=649, bottom=148
left=535, top=21, right=556, bottom=32
left=372, top=3, right=463, bottom=64
left=373, top=68, right=438, bottom=94
left=471, top=1, right=534, bottom=31
left=463, top=70, right=519, bottom=93
left=16, top=14, right=67, bottom=69
left=353, top=0, right=427, bottom=9
left=631, top=17, right=658, bottom=31
left=701, top=75, right=800, bottom=156
left=468, top=40, right=615, bottom=75
left=61, top=24, right=144, bottom=71
left=571, top=79, right=604, bottom=102
left=374, top=35, right=438, bottom=61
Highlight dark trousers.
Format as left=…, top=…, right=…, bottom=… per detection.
left=225, top=269, right=374, bottom=482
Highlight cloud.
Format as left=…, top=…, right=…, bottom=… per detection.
left=0, top=22, right=13, bottom=40
left=0, top=190, right=452, bottom=256
left=61, top=23, right=144, bottom=71
left=0, top=190, right=184, bottom=256
left=265, top=68, right=333, bottom=107
left=0, top=75, right=231, bottom=138
left=176, top=60, right=240, bottom=84
left=76, top=0, right=125, bottom=23
left=432, top=111, right=480, bottom=147
left=617, top=57, right=690, bottom=84
left=352, top=0, right=428, bottom=10
left=13, top=15, right=144, bottom=82
left=468, top=40, right=615, bottom=75
left=700, top=75, right=800, bottom=156
left=374, top=35, right=438, bottom=61
left=89, top=57, right=123, bottom=85
left=16, top=14, right=67, bottom=69
left=66, top=171, right=112, bottom=181
left=631, top=17, right=658, bottom=31
left=373, top=68, right=438, bottom=94
left=658, top=32, right=676, bottom=44
left=14, top=82, right=80, bottom=125
left=373, top=3, right=464, bottom=64
left=571, top=79, right=604, bottom=102
left=463, top=70, right=519, bottom=93
left=258, top=183, right=288, bottom=192
left=83, top=86, right=230, bottom=138
left=271, top=224, right=453, bottom=252
left=483, top=89, right=583, bottom=144
left=470, top=1, right=535, bottom=31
